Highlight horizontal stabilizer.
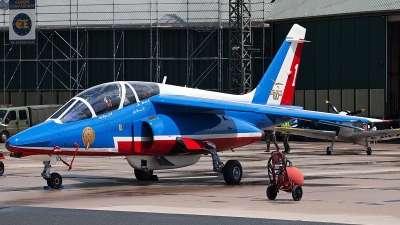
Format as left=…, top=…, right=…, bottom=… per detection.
left=286, top=38, right=310, bottom=43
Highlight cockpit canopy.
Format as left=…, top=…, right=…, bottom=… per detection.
left=50, top=81, right=160, bottom=123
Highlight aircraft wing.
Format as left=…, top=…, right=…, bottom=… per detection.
left=151, top=95, right=386, bottom=125
left=273, top=127, right=336, bottom=141
left=352, top=129, right=400, bottom=141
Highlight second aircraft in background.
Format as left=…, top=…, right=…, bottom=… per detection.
left=274, top=100, right=399, bottom=155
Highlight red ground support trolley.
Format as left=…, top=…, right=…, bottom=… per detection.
left=266, top=150, right=304, bottom=201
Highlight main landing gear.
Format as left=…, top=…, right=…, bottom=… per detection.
left=207, top=147, right=242, bottom=185
left=364, top=138, right=372, bottom=155
left=327, top=137, right=372, bottom=155
left=133, top=148, right=243, bottom=185
left=326, top=136, right=336, bottom=155
left=134, top=169, right=158, bottom=181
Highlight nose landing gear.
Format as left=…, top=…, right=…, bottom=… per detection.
left=41, top=142, right=80, bottom=189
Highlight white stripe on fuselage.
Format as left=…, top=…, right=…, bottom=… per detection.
left=14, top=132, right=261, bottom=155
left=114, top=132, right=262, bottom=142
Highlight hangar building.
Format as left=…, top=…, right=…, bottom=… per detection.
left=1, top=0, right=400, bottom=122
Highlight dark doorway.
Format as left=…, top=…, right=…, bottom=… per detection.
left=387, top=22, right=400, bottom=127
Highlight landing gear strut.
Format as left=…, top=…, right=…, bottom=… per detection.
left=365, top=138, right=372, bottom=155
left=327, top=136, right=337, bottom=155
left=207, top=147, right=242, bottom=185
left=42, top=161, right=63, bottom=189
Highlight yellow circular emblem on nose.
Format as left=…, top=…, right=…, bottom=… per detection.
left=82, top=127, right=95, bottom=149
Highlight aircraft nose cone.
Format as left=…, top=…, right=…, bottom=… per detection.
left=5, top=135, right=22, bottom=151
left=5, top=140, right=11, bottom=151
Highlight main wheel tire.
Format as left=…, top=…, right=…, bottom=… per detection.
left=223, top=160, right=242, bottom=185
left=366, top=147, right=372, bottom=155
left=327, top=147, right=331, bottom=155
left=266, top=184, right=278, bottom=200
left=134, top=169, right=154, bottom=181
left=0, top=161, right=4, bottom=174
left=0, top=131, right=9, bottom=143
left=292, top=185, right=303, bottom=201
left=47, top=172, right=62, bottom=189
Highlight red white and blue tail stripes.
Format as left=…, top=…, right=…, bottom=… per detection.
left=251, top=24, right=306, bottom=105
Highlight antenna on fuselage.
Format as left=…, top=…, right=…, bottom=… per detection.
left=162, top=76, right=167, bottom=84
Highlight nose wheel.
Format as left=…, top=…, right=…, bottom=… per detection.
left=42, top=161, right=63, bottom=189
left=46, top=172, right=63, bottom=189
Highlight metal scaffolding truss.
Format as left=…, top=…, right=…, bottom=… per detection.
left=0, top=0, right=272, bottom=106
left=229, top=0, right=252, bottom=94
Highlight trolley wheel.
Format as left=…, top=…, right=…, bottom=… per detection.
left=266, top=184, right=278, bottom=200
left=292, top=185, right=303, bottom=201
left=47, top=172, right=63, bottom=189
left=0, top=161, right=4, bottom=174
left=326, top=147, right=331, bottom=155
left=366, top=147, right=372, bottom=155
left=223, top=160, right=242, bottom=185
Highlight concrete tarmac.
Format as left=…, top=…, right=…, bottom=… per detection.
left=1, top=140, right=400, bottom=224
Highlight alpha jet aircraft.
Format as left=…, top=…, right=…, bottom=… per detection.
left=275, top=100, right=398, bottom=155
left=5, top=24, right=386, bottom=189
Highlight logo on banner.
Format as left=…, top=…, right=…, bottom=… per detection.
left=12, top=13, right=32, bottom=36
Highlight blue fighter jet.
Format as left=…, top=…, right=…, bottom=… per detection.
left=5, top=24, right=386, bottom=189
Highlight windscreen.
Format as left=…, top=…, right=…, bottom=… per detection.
left=50, top=99, right=76, bottom=119
left=76, top=83, right=122, bottom=116
left=60, top=100, right=93, bottom=123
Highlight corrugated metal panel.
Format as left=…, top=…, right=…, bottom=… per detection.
left=315, top=20, right=329, bottom=90
left=11, top=92, right=25, bottom=107
left=370, top=89, right=385, bottom=117
left=316, top=90, right=328, bottom=112
left=0, top=92, right=10, bottom=106
left=328, top=89, right=341, bottom=113
left=342, top=89, right=355, bottom=112
left=304, top=90, right=315, bottom=110
left=328, top=20, right=342, bottom=90
left=26, top=92, right=40, bottom=105
left=341, top=18, right=355, bottom=89
left=369, top=17, right=387, bottom=89
left=356, top=89, right=369, bottom=117
left=59, top=92, right=73, bottom=105
left=354, top=17, right=371, bottom=89
left=42, top=92, right=58, bottom=105
left=300, top=21, right=316, bottom=90
left=268, top=0, right=400, bottom=21
left=294, top=90, right=304, bottom=106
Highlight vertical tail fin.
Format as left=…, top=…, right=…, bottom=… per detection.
left=251, top=24, right=307, bottom=105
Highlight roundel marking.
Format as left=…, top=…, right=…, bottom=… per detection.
left=82, top=127, right=95, bottom=149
